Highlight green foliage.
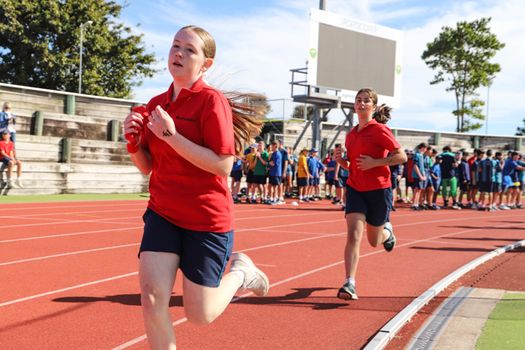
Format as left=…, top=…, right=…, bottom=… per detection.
left=421, top=18, right=504, bottom=132
left=516, top=119, right=525, bottom=136
left=292, top=104, right=314, bottom=119
left=0, top=0, right=157, bottom=98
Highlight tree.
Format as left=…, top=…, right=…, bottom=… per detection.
left=291, top=104, right=314, bottom=120
left=516, top=118, right=525, bottom=136
left=0, top=0, right=157, bottom=98
left=421, top=18, right=504, bottom=132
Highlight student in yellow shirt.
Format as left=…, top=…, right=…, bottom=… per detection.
left=297, top=148, right=311, bottom=202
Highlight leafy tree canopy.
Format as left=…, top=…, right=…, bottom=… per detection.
left=421, top=17, right=504, bottom=132
left=0, top=0, right=157, bottom=98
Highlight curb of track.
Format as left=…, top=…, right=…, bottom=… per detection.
left=363, top=239, right=525, bottom=350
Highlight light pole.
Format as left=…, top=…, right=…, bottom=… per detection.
left=485, top=80, right=492, bottom=135
left=78, top=20, right=93, bottom=94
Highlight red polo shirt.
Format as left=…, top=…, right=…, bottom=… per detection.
left=143, top=77, right=235, bottom=232
left=345, top=119, right=400, bottom=192
left=0, top=140, right=14, bottom=159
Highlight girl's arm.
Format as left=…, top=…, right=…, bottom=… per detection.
left=356, top=148, right=408, bottom=171
left=148, top=105, right=234, bottom=177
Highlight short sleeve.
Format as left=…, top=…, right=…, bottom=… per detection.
left=202, top=92, right=235, bottom=156
left=378, top=125, right=400, bottom=152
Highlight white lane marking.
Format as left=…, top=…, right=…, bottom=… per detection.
left=0, top=272, right=138, bottom=308
left=0, top=243, right=140, bottom=267
left=111, top=220, right=525, bottom=349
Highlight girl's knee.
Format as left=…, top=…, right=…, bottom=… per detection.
left=140, top=283, right=171, bottom=313
left=184, top=305, right=218, bottom=325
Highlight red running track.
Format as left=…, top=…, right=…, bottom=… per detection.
left=1, top=200, right=524, bottom=349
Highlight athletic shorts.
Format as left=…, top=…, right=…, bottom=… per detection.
left=246, top=170, right=255, bottom=184
left=345, top=185, right=392, bottom=227
left=139, top=208, right=233, bottom=288
left=390, top=176, right=398, bottom=190
left=254, top=174, right=267, bottom=185
left=230, top=170, right=242, bottom=182
left=459, top=181, right=469, bottom=192
left=334, top=178, right=344, bottom=188
left=520, top=181, right=525, bottom=192
left=493, top=183, right=502, bottom=193
left=406, top=180, right=415, bottom=189
left=413, top=179, right=426, bottom=189
left=269, top=175, right=282, bottom=186
left=297, top=177, right=308, bottom=187
left=326, top=178, right=335, bottom=186
left=478, top=181, right=494, bottom=193
left=1, top=157, right=12, bottom=165
left=308, top=178, right=320, bottom=186
left=431, top=180, right=441, bottom=192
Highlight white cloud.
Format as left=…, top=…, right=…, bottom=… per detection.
left=128, top=0, right=524, bottom=135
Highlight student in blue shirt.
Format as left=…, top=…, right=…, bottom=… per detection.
left=501, top=151, right=525, bottom=209
left=268, top=141, right=283, bottom=204
left=478, top=150, right=498, bottom=211
left=430, top=153, right=442, bottom=209
left=494, top=151, right=504, bottom=208
left=411, top=143, right=427, bottom=210
left=457, top=151, right=471, bottom=207
left=230, top=156, right=244, bottom=203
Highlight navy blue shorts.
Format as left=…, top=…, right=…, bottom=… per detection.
left=345, top=186, right=392, bottom=227
left=230, top=170, right=242, bottom=182
left=308, top=177, right=320, bottom=186
left=479, top=181, right=494, bottom=193
left=493, top=182, right=502, bottom=193
left=297, top=177, right=308, bottom=187
left=268, top=175, right=282, bottom=186
left=246, top=170, right=255, bottom=184
left=139, top=208, right=233, bottom=288
left=254, top=174, right=267, bottom=185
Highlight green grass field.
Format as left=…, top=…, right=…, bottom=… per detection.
left=0, top=193, right=149, bottom=203
left=476, top=292, right=525, bottom=350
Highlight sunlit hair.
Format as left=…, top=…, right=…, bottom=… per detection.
left=181, top=25, right=264, bottom=154
left=355, top=87, right=392, bottom=124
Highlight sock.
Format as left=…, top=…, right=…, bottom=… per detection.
left=345, top=277, right=356, bottom=286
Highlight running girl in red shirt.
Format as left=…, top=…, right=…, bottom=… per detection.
left=334, top=88, right=407, bottom=300
left=123, top=25, right=269, bottom=349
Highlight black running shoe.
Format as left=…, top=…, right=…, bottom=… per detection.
left=337, top=281, right=358, bottom=300
left=383, top=222, right=396, bottom=252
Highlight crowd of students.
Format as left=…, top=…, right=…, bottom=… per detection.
left=229, top=141, right=525, bottom=212
left=230, top=140, right=350, bottom=206
left=391, top=144, right=525, bottom=211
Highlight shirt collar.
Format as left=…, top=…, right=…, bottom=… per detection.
left=354, top=118, right=379, bottom=133
left=161, top=76, right=206, bottom=107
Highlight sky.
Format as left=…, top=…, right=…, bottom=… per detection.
left=117, top=0, right=525, bottom=136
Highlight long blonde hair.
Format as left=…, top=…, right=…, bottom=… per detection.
left=182, top=25, right=264, bottom=154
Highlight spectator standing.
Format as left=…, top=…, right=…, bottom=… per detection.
left=297, top=148, right=310, bottom=202
left=268, top=140, right=283, bottom=204
left=0, top=102, right=17, bottom=143
left=440, top=145, right=461, bottom=209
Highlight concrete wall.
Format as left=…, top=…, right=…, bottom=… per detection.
left=0, top=84, right=148, bottom=196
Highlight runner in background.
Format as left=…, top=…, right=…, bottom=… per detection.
left=334, top=87, right=407, bottom=300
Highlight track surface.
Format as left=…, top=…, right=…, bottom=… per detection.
left=1, top=200, right=524, bottom=349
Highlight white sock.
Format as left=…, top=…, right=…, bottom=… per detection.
left=345, top=277, right=355, bottom=286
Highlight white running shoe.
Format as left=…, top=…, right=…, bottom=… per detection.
left=15, top=179, right=24, bottom=188
left=230, top=253, right=269, bottom=296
